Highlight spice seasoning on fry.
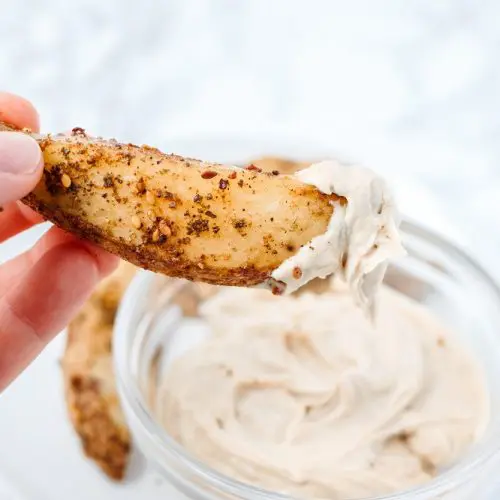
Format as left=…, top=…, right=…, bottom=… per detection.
left=245, top=164, right=262, bottom=173
left=131, top=216, right=142, bottom=229
left=146, top=191, right=156, bottom=204
left=61, top=174, right=72, bottom=189
left=159, top=221, right=172, bottom=237
left=201, top=170, right=218, bottom=179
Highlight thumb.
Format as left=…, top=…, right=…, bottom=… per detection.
left=0, top=132, right=43, bottom=206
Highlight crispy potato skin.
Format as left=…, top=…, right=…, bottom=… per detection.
left=63, top=261, right=136, bottom=480
left=1, top=123, right=342, bottom=286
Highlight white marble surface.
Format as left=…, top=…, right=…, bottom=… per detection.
left=2, top=1, right=500, bottom=498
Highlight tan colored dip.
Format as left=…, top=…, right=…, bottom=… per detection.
left=157, top=283, right=488, bottom=499
left=266, top=160, right=406, bottom=314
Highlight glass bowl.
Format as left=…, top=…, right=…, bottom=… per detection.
left=114, top=218, right=500, bottom=500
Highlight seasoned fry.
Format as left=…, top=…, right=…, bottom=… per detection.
left=62, top=261, right=136, bottom=480
left=0, top=123, right=343, bottom=288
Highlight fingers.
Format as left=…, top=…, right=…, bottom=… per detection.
left=0, top=92, right=40, bottom=132
left=0, top=239, right=118, bottom=390
left=0, top=132, right=44, bottom=206
left=0, top=202, right=44, bottom=243
left=0, top=92, right=43, bottom=207
left=0, top=92, right=44, bottom=207
left=0, top=92, right=120, bottom=390
left=0, top=226, right=118, bottom=293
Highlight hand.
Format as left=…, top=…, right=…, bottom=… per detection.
left=0, top=92, right=118, bottom=391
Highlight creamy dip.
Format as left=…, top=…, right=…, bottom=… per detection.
left=264, top=160, right=406, bottom=313
left=157, top=283, right=488, bottom=499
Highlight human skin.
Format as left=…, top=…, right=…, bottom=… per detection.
left=0, top=92, right=118, bottom=391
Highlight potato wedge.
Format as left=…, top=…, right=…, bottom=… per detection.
left=0, top=123, right=343, bottom=288
left=63, top=261, right=136, bottom=480
left=63, top=262, right=216, bottom=480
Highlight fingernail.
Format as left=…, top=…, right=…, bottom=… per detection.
left=0, top=132, right=42, bottom=175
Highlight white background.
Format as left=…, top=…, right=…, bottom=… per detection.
left=3, top=0, right=500, bottom=266
left=1, top=1, right=500, bottom=498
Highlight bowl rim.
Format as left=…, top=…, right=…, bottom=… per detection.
left=114, top=218, right=500, bottom=500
